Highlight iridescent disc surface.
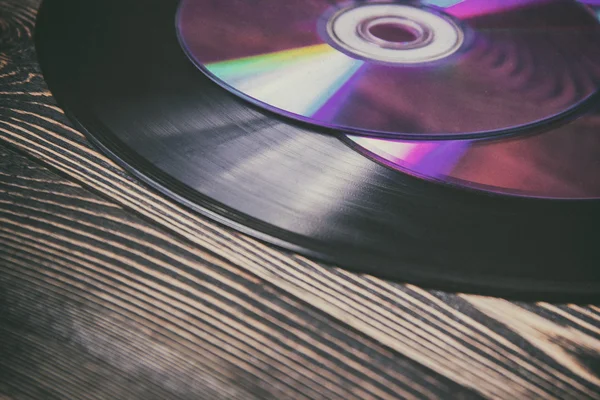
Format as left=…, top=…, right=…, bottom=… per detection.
left=178, top=0, right=600, bottom=139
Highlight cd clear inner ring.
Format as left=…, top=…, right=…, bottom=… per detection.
left=357, top=17, right=433, bottom=50
left=326, top=3, right=464, bottom=64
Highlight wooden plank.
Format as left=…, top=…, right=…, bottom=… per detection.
left=0, top=144, right=478, bottom=399
left=0, top=0, right=599, bottom=398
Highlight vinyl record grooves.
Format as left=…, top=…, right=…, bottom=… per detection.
left=35, top=0, right=600, bottom=300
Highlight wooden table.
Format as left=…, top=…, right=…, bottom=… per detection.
left=1, top=1, right=599, bottom=398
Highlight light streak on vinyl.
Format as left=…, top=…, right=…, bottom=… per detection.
left=348, top=136, right=470, bottom=179
left=178, top=0, right=600, bottom=139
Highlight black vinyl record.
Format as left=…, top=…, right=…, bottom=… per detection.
left=35, top=0, right=600, bottom=300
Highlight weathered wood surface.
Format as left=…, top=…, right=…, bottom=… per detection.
left=0, top=0, right=599, bottom=398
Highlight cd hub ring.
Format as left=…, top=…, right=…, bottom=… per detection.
left=326, top=3, right=464, bottom=64
left=357, top=16, right=434, bottom=50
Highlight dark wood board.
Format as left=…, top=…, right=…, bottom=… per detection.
left=0, top=0, right=599, bottom=398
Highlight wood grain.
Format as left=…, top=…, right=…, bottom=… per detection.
left=1, top=144, right=482, bottom=400
left=0, top=0, right=599, bottom=399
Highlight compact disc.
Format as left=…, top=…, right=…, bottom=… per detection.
left=178, top=0, right=600, bottom=139
left=36, top=0, right=600, bottom=299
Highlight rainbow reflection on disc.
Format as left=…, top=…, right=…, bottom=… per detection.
left=178, top=0, right=600, bottom=139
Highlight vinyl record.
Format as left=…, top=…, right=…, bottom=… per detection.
left=35, top=0, right=600, bottom=300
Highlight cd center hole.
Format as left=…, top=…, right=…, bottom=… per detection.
left=368, top=22, right=420, bottom=43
